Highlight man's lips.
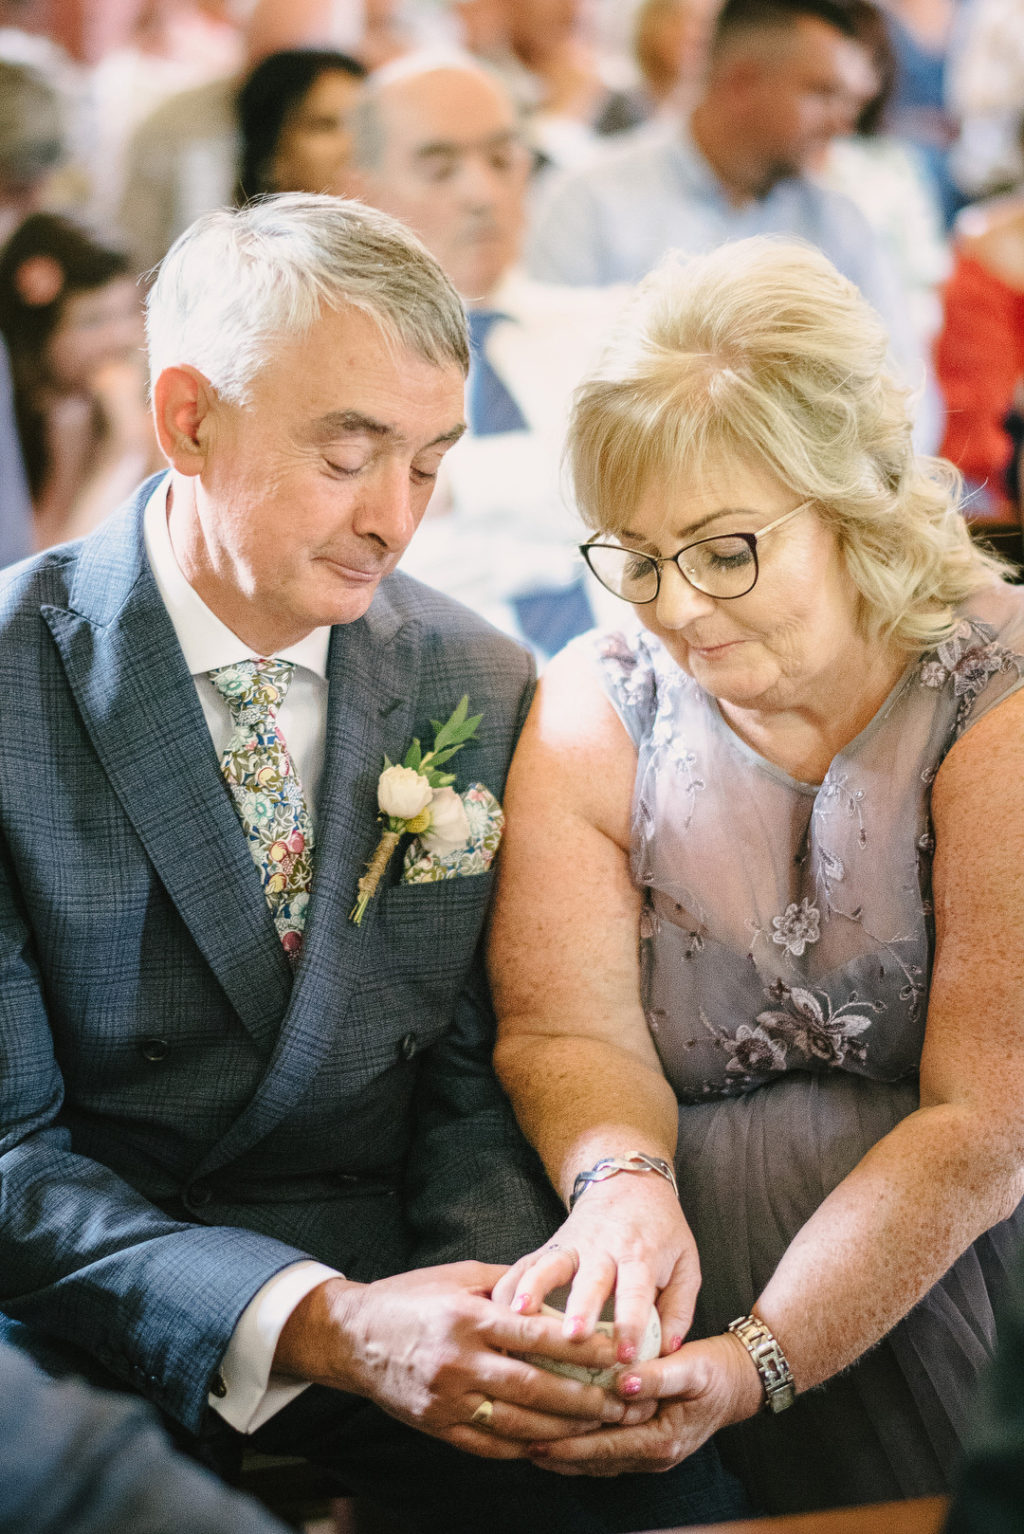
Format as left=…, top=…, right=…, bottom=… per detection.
left=320, top=555, right=386, bottom=583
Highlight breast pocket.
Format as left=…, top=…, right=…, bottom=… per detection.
left=376, top=872, right=494, bottom=977
left=343, top=873, right=495, bottom=1069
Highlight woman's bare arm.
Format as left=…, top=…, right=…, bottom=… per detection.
left=489, top=645, right=699, bottom=1355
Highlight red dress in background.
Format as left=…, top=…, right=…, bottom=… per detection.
left=936, top=253, right=1024, bottom=492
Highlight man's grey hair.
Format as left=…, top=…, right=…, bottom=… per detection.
left=145, top=192, right=469, bottom=404
left=350, top=49, right=521, bottom=172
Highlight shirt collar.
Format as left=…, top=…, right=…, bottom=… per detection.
left=142, top=475, right=331, bottom=680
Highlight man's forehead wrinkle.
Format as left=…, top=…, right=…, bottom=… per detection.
left=308, top=410, right=399, bottom=442
left=307, top=410, right=466, bottom=448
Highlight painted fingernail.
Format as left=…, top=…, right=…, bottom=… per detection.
left=617, top=1340, right=636, bottom=1364
left=565, top=1315, right=586, bottom=1339
left=512, top=1294, right=532, bottom=1313
left=620, top=1374, right=642, bottom=1397
left=669, top=1334, right=684, bottom=1353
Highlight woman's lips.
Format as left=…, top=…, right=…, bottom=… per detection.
left=690, top=639, right=741, bottom=657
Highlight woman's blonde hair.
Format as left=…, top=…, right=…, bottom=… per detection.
left=567, top=236, right=1004, bottom=651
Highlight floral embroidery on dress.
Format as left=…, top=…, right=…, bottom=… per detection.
left=598, top=631, right=653, bottom=710
left=917, top=618, right=1022, bottom=733
left=818, top=772, right=868, bottom=848
left=699, top=979, right=879, bottom=1088
left=769, top=897, right=821, bottom=956
left=723, top=1022, right=787, bottom=1076
left=755, top=981, right=876, bottom=1068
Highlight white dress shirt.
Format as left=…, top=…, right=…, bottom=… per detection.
left=143, top=478, right=341, bottom=1432
left=398, top=268, right=629, bottom=641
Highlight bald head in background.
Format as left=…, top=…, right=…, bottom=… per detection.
left=350, top=56, right=532, bottom=305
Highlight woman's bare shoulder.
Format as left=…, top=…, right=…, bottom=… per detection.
left=508, top=641, right=640, bottom=849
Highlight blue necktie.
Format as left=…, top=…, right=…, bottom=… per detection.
left=466, top=310, right=528, bottom=436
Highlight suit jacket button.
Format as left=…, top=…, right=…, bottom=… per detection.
left=399, top=1031, right=418, bottom=1061
left=189, top=1183, right=212, bottom=1208
left=210, top=1371, right=228, bottom=1398
left=138, top=1037, right=169, bottom=1063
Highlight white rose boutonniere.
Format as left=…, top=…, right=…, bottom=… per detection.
left=377, top=766, right=433, bottom=821
left=419, top=785, right=471, bottom=856
left=350, top=696, right=483, bottom=925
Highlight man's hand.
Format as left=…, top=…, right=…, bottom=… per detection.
left=274, top=1261, right=652, bottom=1459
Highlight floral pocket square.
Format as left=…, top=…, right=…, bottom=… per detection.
left=401, top=783, right=504, bottom=883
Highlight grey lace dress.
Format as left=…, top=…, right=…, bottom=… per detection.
left=587, top=582, right=1024, bottom=1513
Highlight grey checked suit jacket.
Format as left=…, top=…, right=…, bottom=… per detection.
left=0, top=478, right=561, bottom=1434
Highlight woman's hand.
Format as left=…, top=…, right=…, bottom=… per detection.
left=493, top=1175, right=701, bottom=1365
left=526, top=1333, right=764, bottom=1477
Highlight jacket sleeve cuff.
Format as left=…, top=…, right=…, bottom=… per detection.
left=209, top=1260, right=341, bottom=1433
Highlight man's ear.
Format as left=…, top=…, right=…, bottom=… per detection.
left=153, top=365, right=217, bottom=476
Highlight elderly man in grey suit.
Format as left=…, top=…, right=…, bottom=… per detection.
left=0, top=195, right=744, bottom=1532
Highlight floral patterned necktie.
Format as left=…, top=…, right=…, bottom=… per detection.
left=208, top=658, right=315, bottom=962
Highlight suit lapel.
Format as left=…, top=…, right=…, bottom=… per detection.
left=42, top=491, right=293, bottom=1049
left=190, top=581, right=422, bottom=1178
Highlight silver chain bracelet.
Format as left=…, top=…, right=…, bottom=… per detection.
left=569, top=1151, right=679, bottom=1210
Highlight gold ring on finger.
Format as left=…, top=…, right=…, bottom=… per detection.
left=470, top=1397, right=495, bottom=1429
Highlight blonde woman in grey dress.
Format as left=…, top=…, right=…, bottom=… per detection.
left=487, top=236, right=1024, bottom=1514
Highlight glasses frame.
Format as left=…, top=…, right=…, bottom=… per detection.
left=579, top=500, right=816, bottom=606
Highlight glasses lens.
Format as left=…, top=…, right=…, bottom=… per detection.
left=585, top=544, right=659, bottom=603
left=682, top=535, right=757, bottom=598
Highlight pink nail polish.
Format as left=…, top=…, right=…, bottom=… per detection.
left=620, top=1374, right=642, bottom=1397
left=617, top=1340, right=636, bottom=1364
left=512, top=1293, right=532, bottom=1313
left=566, top=1315, right=586, bottom=1339
left=669, top=1335, right=683, bottom=1353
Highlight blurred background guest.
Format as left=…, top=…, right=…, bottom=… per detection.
left=86, top=0, right=244, bottom=230
left=607, top=0, right=722, bottom=135
left=0, top=57, right=67, bottom=247
left=813, top=0, right=950, bottom=348
left=527, top=0, right=942, bottom=450
left=118, top=1, right=408, bottom=276
left=876, top=0, right=961, bottom=225
left=0, top=213, right=156, bottom=550
left=936, top=115, right=1024, bottom=510
left=0, top=330, right=32, bottom=569
left=234, top=48, right=366, bottom=202
left=948, top=0, right=1024, bottom=203
left=0, top=55, right=67, bottom=565
left=352, top=51, right=626, bottom=657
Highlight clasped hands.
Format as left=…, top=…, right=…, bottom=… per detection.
left=275, top=1178, right=761, bottom=1472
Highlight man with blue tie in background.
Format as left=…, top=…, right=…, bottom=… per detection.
left=0, top=194, right=744, bottom=1532
left=351, top=53, right=628, bottom=661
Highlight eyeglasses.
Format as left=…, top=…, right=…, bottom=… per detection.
left=579, top=500, right=815, bottom=606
